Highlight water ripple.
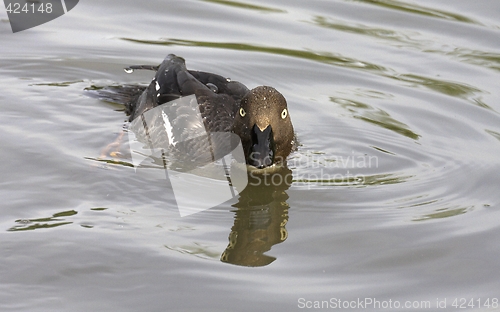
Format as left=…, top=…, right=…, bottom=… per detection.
left=352, top=0, right=480, bottom=25
left=331, top=97, right=420, bottom=140
left=200, top=0, right=286, bottom=13
left=120, top=37, right=386, bottom=72
left=121, top=37, right=489, bottom=107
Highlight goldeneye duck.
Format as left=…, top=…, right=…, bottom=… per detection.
left=102, top=54, right=295, bottom=169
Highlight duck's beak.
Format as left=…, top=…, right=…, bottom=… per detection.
left=249, top=124, right=275, bottom=169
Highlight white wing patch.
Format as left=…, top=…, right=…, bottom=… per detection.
left=161, top=110, right=176, bottom=146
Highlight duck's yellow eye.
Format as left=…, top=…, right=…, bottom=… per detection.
left=239, top=107, right=246, bottom=117
left=281, top=108, right=288, bottom=119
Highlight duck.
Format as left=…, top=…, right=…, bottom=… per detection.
left=95, top=54, right=295, bottom=169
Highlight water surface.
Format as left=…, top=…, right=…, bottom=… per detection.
left=1, top=0, right=500, bottom=311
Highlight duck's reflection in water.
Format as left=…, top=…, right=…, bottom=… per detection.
left=221, top=166, right=292, bottom=267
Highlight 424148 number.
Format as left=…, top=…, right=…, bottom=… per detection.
left=6, top=2, right=53, bottom=14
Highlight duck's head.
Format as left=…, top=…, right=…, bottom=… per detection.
left=233, top=86, right=294, bottom=169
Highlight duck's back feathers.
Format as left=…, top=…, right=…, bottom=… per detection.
left=129, top=55, right=248, bottom=133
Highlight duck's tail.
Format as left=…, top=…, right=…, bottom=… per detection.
left=85, top=54, right=187, bottom=117
left=85, top=84, right=147, bottom=116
